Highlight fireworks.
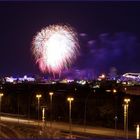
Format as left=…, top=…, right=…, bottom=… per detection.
left=32, top=24, right=80, bottom=75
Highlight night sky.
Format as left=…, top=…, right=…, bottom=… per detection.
left=0, top=1, right=140, bottom=77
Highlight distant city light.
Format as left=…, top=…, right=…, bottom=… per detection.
left=106, top=90, right=111, bottom=92
left=101, top=74, right=105, bottom=79
left=98, top=74, right=106, bottom=81
left=113, top=89, right=117, bottom=93
left=5, top=76, right=35, bottom=83
left=76, top=80, right=86, bottom=85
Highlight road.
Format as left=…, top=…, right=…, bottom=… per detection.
left=0, top=122, right=22, bottom=138
left=1, top=116, right=136, bottom=139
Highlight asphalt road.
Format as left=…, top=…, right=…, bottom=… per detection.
left=0, top=122, right=22, bottom=138
left=1, top=116, right=136, bottom=139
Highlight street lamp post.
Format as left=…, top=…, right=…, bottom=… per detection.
left=67, top=97, right=74, bottom=137
left=0, top=93, right=3, bottom=121
left=42, top=107, right=45, bottom=129
left=41, top=106, right=47, bottom=130
left=124, top=98, right=130, bottom=139
left=0, top=93, right=3, bottom=134
left=42, top=107, right=45, bottom=122
left=49, top=92, right=53, bottom=129
left=136, top=124, right=140, bottom=139
left=113, top=89, right=117, bottom=139
left=36, top=94, right=42, bottom=126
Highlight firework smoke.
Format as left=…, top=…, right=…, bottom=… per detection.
left=32, top=24, right=80, bottom=75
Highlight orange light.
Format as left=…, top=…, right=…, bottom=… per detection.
left=124, top=98, right=130, bottom=104
left=113, top=89, right=117, bottom=93
left=49, top=92, right=54, bottom=96
left=36, top=94, right=42, bottom=99
left=0, top=93, right=4, bottom=97
left=67, top=97, right=74, bottom=102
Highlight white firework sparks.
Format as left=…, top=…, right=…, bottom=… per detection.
left=32, top=24, right=80, bottom=75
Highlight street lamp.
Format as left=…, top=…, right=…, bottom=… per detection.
left=124, top=98, right=130, bottom=139
left=67, top=97, right=74, bottom=137
left=136, top=124, right=140, bottom=139
left=113, top=89, right=117, bottom=139
left=0, top=93, right=3, bottom=134
left=0, top=93, right=3, bottom=121
left=49, top=92, right=54, bottom=129
left=42, top=107, right=45, bottom=122
left=36, top=94, right=42, bottom=126
left=42, top=107, right=45, bottom=129
left=41, top=106, right=47, bottom=131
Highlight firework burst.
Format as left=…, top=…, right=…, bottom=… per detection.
left=32, top=24, right=80, bottom=75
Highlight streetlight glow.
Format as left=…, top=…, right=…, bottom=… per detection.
left=42, top=107, right=45, bottom=122
left=36, top=94, right=42, bottom=99
left=49, top=92, right=54, bottom=129
left=113, top=89, right=117, bottom=93
left=124, top=98, right=131, bottom=139
left=136, top=124, right=140, bottom=139
left=49, top=92, right=54, bottom=96
left=0, top=93, right=3, bottom=97
left=36, top=94, right=42, bottom=127
left=67, top=97, right=74, bottom=137
left=124, top=98, right=130, bottom=104
left=0, top=92, right=4, bottom=135
left=113, top=89, right=117, bottom=138
left=67, top=97, right=74, bottom=102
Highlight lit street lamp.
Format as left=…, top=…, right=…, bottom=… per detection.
left=136, top=124, right=140, bottom=139
left=41, top=106, right=46, bottom=129
left=36, top=94, right=42, bottom=126
left=113, top=89, right=117, bottom=139
left=0, top=93, right=3, bottom=134
left=124, top=98, right=130, bottom=139
left=42, top=107, right=45, bottom=122
left=67, top=97, right=74, bottom=137
left=49, top=92, right=53, bottom=129
left=40, top=105, right=47, bottom=133
left=0, top=93, right=4, bottom=121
